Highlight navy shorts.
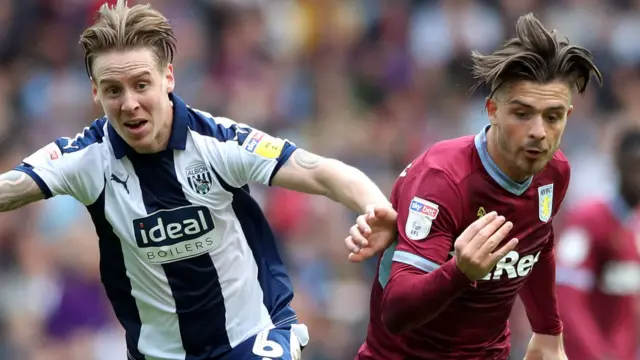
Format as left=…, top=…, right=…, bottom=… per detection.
left=218, top=325, right=307, bottom=360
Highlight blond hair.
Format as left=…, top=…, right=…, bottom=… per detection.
left=79, top=0, right=177, bottom=78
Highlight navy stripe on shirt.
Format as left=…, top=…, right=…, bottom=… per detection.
left=186, top=110, right=298, bottom=329
left=213, top=172, right=297, bottom=328
left=128, top=150, right=230, bottom=360
left=88, top=185, right=146, bottom=360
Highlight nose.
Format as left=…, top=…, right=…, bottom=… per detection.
left=121, top=90, right=140, bottom=113
left=528, top=116, right=547, bottom=141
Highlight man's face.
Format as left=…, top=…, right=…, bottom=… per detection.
left=91, top=48, right=175, bottom=153
left=487, top=80, right=573, bottom=180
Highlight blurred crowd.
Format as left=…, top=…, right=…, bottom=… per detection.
left=0, top=0, right=639, bottom=359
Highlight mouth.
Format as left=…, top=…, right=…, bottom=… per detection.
left=122, top=119, right=149, bottom=137
left=123, top=120, right=148, bottom=130
left=523, top=148, right=545, bottom=159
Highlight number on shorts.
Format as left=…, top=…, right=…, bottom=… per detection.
left=252, top=329, right=284, bottom=359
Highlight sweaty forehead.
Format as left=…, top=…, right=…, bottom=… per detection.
left=93, top=49, right=158, bottom=83
left=501, top=81, right=572, bottom=110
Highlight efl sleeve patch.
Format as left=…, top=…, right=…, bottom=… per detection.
left=406, top=197, right=440, bottom=240
left=242, top=130, right=285, bottom=159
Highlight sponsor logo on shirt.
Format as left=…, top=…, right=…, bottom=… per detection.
left=480, top=250, right=541, bottom=280
left=406, top=197, right=439, bottom=240
left=133, top=205, right=216, bottom=264
left=243, top=130, right=285, bottom=159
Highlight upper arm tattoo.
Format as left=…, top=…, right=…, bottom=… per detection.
left=0, top=171, right=44, bottom=212
left=292, top=149, right=322, bottom=170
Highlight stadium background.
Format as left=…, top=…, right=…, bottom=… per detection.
left=0, top=0, right=638, bottom=359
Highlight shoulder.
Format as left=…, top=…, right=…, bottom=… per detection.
left=414, top=135, right=477, bottom=183
left=545, top=149, right=571, bottom=180
left=54, top=117, right=109, bottom=155
left=184, top=108, right=295, bottom=165
left=18, top=118, right=109, bottom=203
left=25, top=117, right=108, bottom=166
left=185, top=107, right=252, bottom=145
left=394, top=137, right=476, bottom=213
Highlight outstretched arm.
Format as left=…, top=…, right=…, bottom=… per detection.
left=0, top=170, right=45, bottom=212
left=271, top=149, right=391, bottom=213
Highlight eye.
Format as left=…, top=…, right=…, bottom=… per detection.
left=137, top=82, right=149, bottom=90
left=545, top=112, right=564, bottom=123
left=514, top=111, right=529, bottom=120
left=106, top=87, right=121, bottom=96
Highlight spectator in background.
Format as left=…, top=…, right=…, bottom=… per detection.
left=556, top=127, right=640, bottom=360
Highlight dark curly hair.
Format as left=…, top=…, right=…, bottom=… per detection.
left=470, top=13, right=603, bottom=98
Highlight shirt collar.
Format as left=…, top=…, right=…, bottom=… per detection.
left=109, top=93, right=189, bottom=159
left=474, top=124, right=533, bottom=196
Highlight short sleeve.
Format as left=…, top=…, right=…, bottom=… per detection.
left=13, top=122, right=106, bottom=205
left=189, top=114, right=297, bottom=188
left=393, top=167, right=464, bottom=271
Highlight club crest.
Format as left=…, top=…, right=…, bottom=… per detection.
left=186, top=163, right=213, bottom=195
left=538, top=184, right=554, bottom=222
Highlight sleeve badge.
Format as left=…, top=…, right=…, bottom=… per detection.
left=405, top=197, right=439, bottom=240
left=243, top=130, right=285, bottom=159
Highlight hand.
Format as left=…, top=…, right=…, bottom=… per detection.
left=345, top=205, right=398, bottom=262
left=453, top=211, right=518, bottom=281
left=523, top=349, right=568, bottom=360
left=523, top=334, right=567, bottom=360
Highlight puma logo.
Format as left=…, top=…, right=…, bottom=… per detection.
left=111, top=174, right=130, bottom=194
left=62, top=138, right=78, bottom=150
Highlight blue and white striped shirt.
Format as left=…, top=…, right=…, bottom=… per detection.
left=16, top=93, right=308, bottom=360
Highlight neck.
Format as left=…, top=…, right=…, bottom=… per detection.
left=486, top=126, right=530, bottom=183
left=157, top=105, right=173, bottom=150
left=149, top=102, right=174, bottom=153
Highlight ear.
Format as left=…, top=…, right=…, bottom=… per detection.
left=567, top=104, right=573, bottom=118
left=165, top=64, right=175, bottom=93
left=91, top=78, right=100, bottom=103
left=486, top=97, right=499, bottom=125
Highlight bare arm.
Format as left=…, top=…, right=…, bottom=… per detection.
left=524, top=334, right=566, bottom=360
left=271, top=149, right=390, bottom=213
left=0, top=171, right=45, bottom=212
